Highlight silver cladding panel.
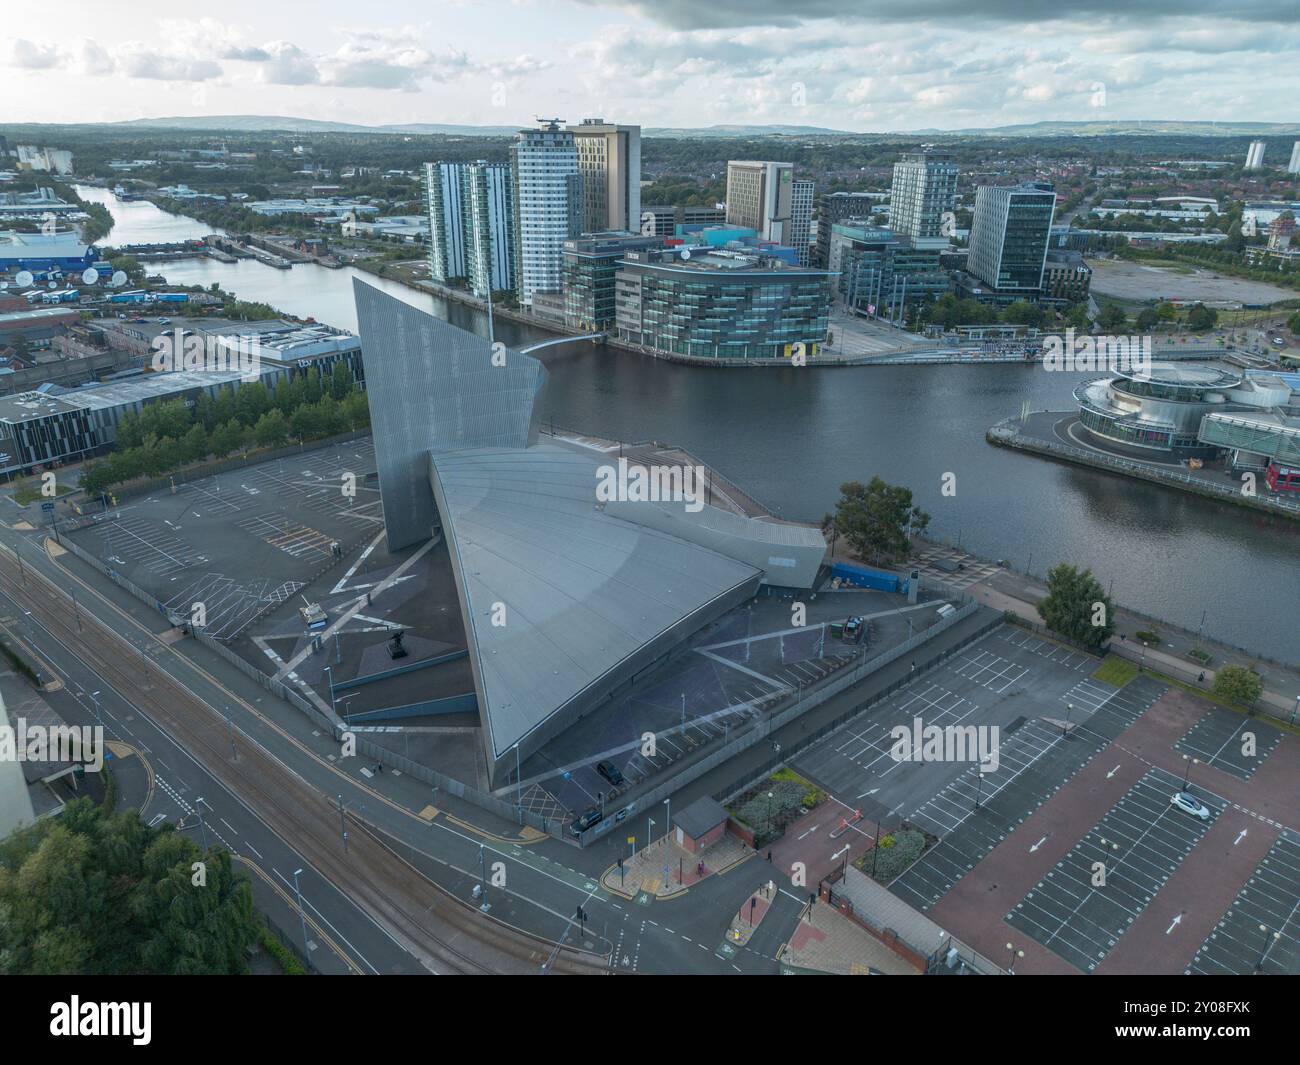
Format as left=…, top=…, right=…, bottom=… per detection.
left=603, top=498, right=825, bottom=589
left=353, top=279, right=547, bottom=549
left=429, top=443, right=762, bottom=768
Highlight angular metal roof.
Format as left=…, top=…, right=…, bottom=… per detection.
left=429, top=442, right=762, bottom=761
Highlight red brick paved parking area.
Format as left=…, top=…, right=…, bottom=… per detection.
left=921, top=682, right=1298, bottom=975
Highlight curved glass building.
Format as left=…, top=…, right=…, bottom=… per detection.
left=1074, top=364, right=1245, bottom=455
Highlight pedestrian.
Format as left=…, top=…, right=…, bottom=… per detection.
left=767, top=850, right=772, bottom=862
left=1197, top=671, right=1205, bottom=683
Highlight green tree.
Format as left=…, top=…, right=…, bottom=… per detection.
left=1156, top=301, right=1178, bottom=323
left=181, top=423, right=209, bottom=464
left=1064, top=303, right=1090, bottom=332
left=1288, top=311, right=1300, bottom=336
left=0, top=799, right=258, bottom=975
left=330, top=361, right=355, bottom=400
left=830, top=478, right=930, bottom=566
left=1097, top=304, right=1127, bottom=332
left=209, top=419, right=244, bottom=457
left=1211, top=665, right=1263, bottom=706
left=1035, top=563, right=1114, bottom=650
left=253, top=408, right=289, bottom=448
left=1135, top=307, right=1159, bottom=332
left=1186, top=303, right=1218, bottom=331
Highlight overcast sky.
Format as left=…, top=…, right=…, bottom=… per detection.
left=2, top=0, right=1297, bottom=131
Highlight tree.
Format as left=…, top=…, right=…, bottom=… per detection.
left=1186, top=303, right=1218, bottom=331
left=1035, top=563, right=1114, bottom=650
left=1065, top=303, right=1090, bottom=332
left=830, top=478, right=930, bottom=566
left=1288, top=311, right=1300, bottom=336
left=1211, top=665, right=1263, bottom=707
left=330, top=361, right=355, bottom=400
left=1097, top=304, right=1127, bottom=332
left=253, top=408, right=289, bottom=448
left=209, top=419, right=244, bottom=458
left=1155, top=301, right=1178, bottom=322
left=0, top=799, right=258, bottom=975
left=1135, top=307, right=1159, bottom=332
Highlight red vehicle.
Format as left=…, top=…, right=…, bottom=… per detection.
left=1265, top=462, right=1300, bottom=494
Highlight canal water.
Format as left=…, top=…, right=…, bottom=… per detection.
left=77, top=186, right=1299, bottom=661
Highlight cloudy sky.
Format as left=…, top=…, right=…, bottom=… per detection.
left=2, top=0, right=1297, bottom=131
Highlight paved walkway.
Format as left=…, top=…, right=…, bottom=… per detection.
left=782, top=900, right=921, bottom=975
left=601, top=832, right=752, bottom=898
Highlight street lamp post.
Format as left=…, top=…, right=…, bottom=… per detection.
left=1256, top=924, right=1281, bottom=973
left=1181, top=754, right=1199, bottom=789
left=1063, top=702, right=1073, bottom=738
left=90, top=690, right=102, bottom=727
left=292, top=868, right=308, bottom=952
left=514, top=742, right=523, bottom=825
left=1006, top=942, right=1024, bottom=975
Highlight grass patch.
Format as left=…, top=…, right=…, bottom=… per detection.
left=13, top=480, right=72, bottom=506
left=1092, top=655, right=1138, bottom=687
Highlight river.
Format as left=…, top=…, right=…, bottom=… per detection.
left=77, top=185, right=1299, bottom=661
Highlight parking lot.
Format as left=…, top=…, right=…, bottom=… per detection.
left=789, top=625, right=1133, bottom=874
left=885, top=672, right=1167, bottom=912
left=1187, top=834, right=1300, bottom=976
left=67, top=441, right=380, bottom=641
left=1005, top=766, right=1226, bottom=972
left=1173, top=706, right=1284, bottom=782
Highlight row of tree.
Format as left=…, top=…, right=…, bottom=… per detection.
left=80, top=366, right=369, bottom=495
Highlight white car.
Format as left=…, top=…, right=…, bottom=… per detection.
left=1170, top=791, right=1210, bottom=821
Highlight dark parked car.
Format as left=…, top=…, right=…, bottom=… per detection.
left=570, top=807, right=603, bottom=836
left=596, top=760, right=625, bottom=787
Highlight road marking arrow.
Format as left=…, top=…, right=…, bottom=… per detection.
left=1030, top=835, right=1048, bottom=853
left=831, top=845, right=850, bottom=861
left=1106, top=765, right=1121, bottom=779
left=1235, top=829, right=1248, bottom=846
left=1166, top=914, right=1183, bottom=935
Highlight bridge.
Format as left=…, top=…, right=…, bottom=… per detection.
left=518, top=333, right=605, bottom=355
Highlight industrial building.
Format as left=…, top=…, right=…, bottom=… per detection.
left=353, top=280, right=826, bottom=785
left=0, top=231, right=98, bottom=274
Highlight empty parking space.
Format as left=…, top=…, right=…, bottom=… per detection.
left=1006, top=767, right=1225, bottom=972
left=1174, top=707, right=1283, bottom=782
left=95, top=514, right=205, bottom=575
left=887, top=674, right=1169, bottom=913
left=997, top=626, right=1096, bottom=671
left=163, top=572, right=308, bottom=640
left=951, top=649, right=1029, bottom=693
left=1187, top=834, right=1300, bottom=975
left=236, top=513, right=337, bottom=562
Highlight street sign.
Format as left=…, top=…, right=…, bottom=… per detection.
left=41, top=501, right=54, bottom=511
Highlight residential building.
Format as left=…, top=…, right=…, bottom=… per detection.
left=1245, top=140, right=1267, bottom=170
left=966, top=182, right=1057, bottom=300
left=1289, top=141, right=1300, bottom=175
left=423, top=162, right=467, bottom=283
left=889, top=151, right=959, bottom=240
left=725, top=161, right=793, bottom=243
left=462, top=161, right=516, bottom=297
left=613, top=247, right=833, bottom=361
left=512, top=121, right=582, bottom=308
left=570, top=119, right=641, bottom=233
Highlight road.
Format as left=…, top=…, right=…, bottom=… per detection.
left=0, top=531, right=608, bottom=975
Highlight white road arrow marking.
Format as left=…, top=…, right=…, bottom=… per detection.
left=1106, top=765, right=1121, bottom=779
left=1030, top=836, right=1048, bottom=853
left=1235, top=829, right=1248, bottom=846
left=831, top=845, right=850, bottom=861
left=1166, top=914, right=1183, bottom=935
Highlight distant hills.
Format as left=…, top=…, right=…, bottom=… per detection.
left=86, top=115, right=1300, bottom=139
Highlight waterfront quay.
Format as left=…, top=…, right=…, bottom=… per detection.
left=989, top=412, right=1300, bottom=520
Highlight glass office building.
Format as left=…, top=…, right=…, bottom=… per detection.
left=614, top=248, right=833, bottom=361
left=562, top=233, right=661, bottom=332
